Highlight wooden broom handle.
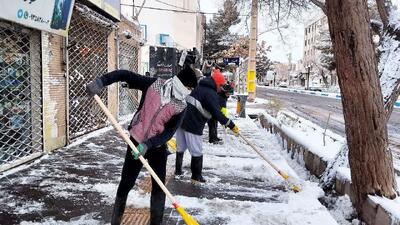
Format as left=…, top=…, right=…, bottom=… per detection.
left=93, top=95, right=176, bottom=203
left=238, top=132, right=285, bottom=175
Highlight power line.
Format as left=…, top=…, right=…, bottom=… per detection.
left=121, top=3, right=207, bottom=14
left=154, top=0, right=188, bottom=11
left=120, top=3, right=249, bottom=17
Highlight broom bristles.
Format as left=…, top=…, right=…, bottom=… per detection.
left=175, top=205, right=200, bottom=225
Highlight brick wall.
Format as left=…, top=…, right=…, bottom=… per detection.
left=42, top=32, right=67, bottom=152
left=107, top=30, right=119, bottom=118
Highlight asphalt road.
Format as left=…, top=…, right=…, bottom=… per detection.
left=256, top=87, right=400, bottom=168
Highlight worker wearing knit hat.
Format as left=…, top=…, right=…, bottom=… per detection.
left=211, top=69, right=226, bottom=91
left=175, top=69, right=239, bottom=184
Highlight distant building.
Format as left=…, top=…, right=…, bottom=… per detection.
left=302, top=14, right=337, bottom=88
left=303, top=14, right=327, bottom=69
left=121, top=0, right=205, bottom=74
left=274, top=62, right=296, bottom=84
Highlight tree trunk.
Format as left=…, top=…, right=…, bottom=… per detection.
left=320, top=70, right=329, bottom=87
left=326, top=0, right=397, bottom=216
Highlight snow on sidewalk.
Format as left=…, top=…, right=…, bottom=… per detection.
left=0, top=109, right=339, bottom=225
left=159, top=116, right=338, bottom=225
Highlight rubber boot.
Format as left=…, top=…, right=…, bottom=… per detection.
left=111, top=195, right=127, bottom=225
left=191, top=156, right=206, bottom=183
left=175, top=152, right=184, bottom=176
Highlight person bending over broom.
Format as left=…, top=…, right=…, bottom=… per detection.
left=86, top=66, right=198, bottom=225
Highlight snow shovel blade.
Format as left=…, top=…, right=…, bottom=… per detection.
left=175, top=204, right=200, bottom=225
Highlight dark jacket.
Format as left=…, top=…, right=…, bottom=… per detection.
left=99, top=70, right=185, bottom=149
left=218, top=92, right=228, bottom=108
left=181, top=77, right=235, bottom=135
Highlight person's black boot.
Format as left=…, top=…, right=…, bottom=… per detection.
left=191, top=156, right=206, bottom=183
left=175, top=152, right=184, bottom=176
left=150, top=189, right=166, bottom=225
left=111, top=195, right=127, bottom=225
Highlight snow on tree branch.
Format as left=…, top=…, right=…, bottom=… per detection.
left=378, top=7, right=400, bottom=118
left=309, top=0, right=326, bottom=13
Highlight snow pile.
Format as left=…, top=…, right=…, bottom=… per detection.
left=20, top=213, right=101, bottom=225
left=262, top=110, right=345, bottom=161
left=369, top=195, right=400, bottom=223
left=379, top=6, right=400, bottom=105
left=171, top=183, right=337, bottom=225
left=320, top=195, right=357, bottom=225
left=336, top=167, right=351, bottom=182
left=164, top=115, right=339, bottom=224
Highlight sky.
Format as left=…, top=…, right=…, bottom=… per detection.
left=200, top=0, right=323, bottom=63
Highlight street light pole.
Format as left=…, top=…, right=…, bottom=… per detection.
left=258, top=24, right=289, bottom=36
left=306, top=66, right=311, bottom=90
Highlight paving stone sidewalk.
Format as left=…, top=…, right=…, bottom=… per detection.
left=0, top=115, right=338, bottom=225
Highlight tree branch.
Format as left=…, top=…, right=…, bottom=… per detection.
left=309, top=0, right=326, bottom=14
left=385, top=80, right=400, bottom=120
left=371, top=19, right=383, bottom=36
left=380, top=29, right=400, bottom=121
left=375, top=0, right=391, bottom=29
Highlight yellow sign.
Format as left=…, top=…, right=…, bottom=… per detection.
left=247, top=70, right=256, bottom=92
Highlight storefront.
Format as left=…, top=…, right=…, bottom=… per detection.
left=67, top=3, right=115, bottom=138
left=0, top=21, right=43, bottom=170
left=118, top=17, right=141, bottom=118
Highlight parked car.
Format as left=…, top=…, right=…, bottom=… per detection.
left=308, top=87, right=323, bottom=92
left=308, top=81, right=323, bottom=92
left=278, top=82, right=288, bottom=88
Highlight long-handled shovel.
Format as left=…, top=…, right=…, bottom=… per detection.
left=93, top=95, right=199, bottom=225
left=238, top=132, right=301, bottom=193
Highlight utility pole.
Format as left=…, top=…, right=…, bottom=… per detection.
left=306, top=66, right=310, bottom=90
left=247, top=0, right=258, bottom=101
left=132, top=0, right=135, bottom=18
left=287, top=53, right=292, bottom=85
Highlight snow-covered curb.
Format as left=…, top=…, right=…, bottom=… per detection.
left=261, top=111, right=345, bottom=162
left=362, top=195, right=400, bottom=225
left=258, top=86, right=400, bottom=108
left=335, top=168, right=400, bottom=225
left=257, top=110, right=400, bottom=225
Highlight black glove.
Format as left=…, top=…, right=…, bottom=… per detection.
left=86, top=78, right=104, bottom=97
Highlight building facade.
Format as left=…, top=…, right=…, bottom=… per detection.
left=302, top=14, right=337, bottom=88
left=0, top=0, right=142, bottom=172
left=121, top=0, right=205, bottom=74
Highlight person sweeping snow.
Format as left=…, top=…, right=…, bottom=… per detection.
left=208, top=81, right=235, bottom=144
left=175, top=69, right=239, bottom=183
left=86, top=67, right=198, bottom=225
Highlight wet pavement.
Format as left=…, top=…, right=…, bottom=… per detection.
left=0, top=125, right=127, bottom=224
left=0, top=114, right=338, bottom=225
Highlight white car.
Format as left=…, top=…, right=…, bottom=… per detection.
left=278, top=82, right=288, bottom=88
